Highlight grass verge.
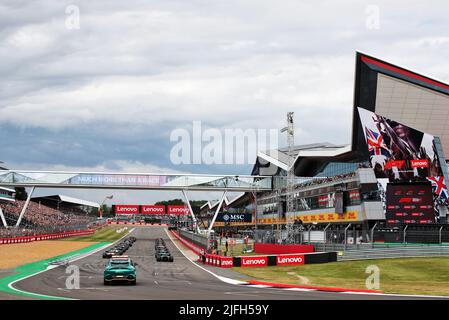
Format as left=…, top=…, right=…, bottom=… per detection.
left=0, top=242, right=109, bottom=300
left=233, top=257, right=449, bottom=296
left=61, top=225, right=130, bottom=242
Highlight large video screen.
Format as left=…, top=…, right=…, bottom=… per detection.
left=358, top=107, right=443, bottom=181
left=385, top=183, right=436, bottom=225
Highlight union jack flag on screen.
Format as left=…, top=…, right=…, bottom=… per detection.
left=365, top=127, right=390, bottom=157
left=427, top=176, right=448, bottom=199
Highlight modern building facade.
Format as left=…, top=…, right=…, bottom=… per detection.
left=207, top=52, right=449, bottom=234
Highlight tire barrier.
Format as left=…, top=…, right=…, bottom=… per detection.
left=0, top=229, right=95, bottom=245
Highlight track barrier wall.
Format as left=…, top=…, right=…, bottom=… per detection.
left=173, top=229, right=337, bottom=268
left=170, top=230, right=203, bottom=256
left=200, top=251, right=337, bottom=268
left=0, top=229, right=95, bottom=245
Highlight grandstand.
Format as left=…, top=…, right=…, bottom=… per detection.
left=0, top=193, right=101, bottom=238
left=31, top=194, right=100, bottom=216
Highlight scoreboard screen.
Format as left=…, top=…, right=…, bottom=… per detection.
left=385, top=183, right=435, bottom=225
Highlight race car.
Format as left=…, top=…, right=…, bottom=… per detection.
left=103, top=256, right=137, bottom=285
left=102, top=248, right=121, bottom=259
left=155, top=251, right=174, bottom=262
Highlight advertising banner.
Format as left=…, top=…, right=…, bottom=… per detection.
left=141, top=205, right=166, bottom=215
left=300, top=211, right=359, bottom=223
left=69, top=174, right=166, bottom=187
left=276, top=254, right=305, bottom=266
left=216, top=213, right=252, bottom=223
left=114, top=205, right=140, bottom=214
left=240, top=256, right=268, bottom=267
left=167, top=205, right=189, bottom=215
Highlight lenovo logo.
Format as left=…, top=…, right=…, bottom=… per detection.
left=141, top=206, right=165, bottom=214
left=221, top=259, right=233, bottom=266
left=115, top=205, right=139, bottom=214
left=410, top=160, right=429, bottom=168
left=168, top=206, right=189, bottom=215
left=276, top=255, right=304, bottom=265
left=241, top=257, right=267, bottom=267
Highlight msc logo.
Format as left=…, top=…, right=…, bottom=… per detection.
left=222, top=214, right=246, bottom=221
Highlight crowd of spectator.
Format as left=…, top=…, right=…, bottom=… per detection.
left=0, top=200, right=97, bottom=238
left=293, top=171, right=357, bottom=190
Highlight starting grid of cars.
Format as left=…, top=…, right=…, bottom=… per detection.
left=101, top=236, right=174, bottom=285
left=154, top=238, right=174, bottom=262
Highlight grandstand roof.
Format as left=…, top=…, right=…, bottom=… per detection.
left=31, top=194, right=100, bottom=208
left=200, top=192, right=246, bottom=211
left=0, top=161, right=7, bottom=171
left=0, top=186, right=15, bottom=193
left=251, top=142, right=352, bottom=177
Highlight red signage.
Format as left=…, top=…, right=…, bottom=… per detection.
left=220, top=257, right=234, bottom=268
left=385, top=160, right=405, bottom=170
left=115, top=205, right=139, bottom=214
left=167, top=205, right=189, bottom=215
left=241, top=256, right=268, bottom=267
left=276, top=254, right=305, bottom=266
left=141, top=205, right=166, bottom=215
left=410, top=159, right=429, bottom=168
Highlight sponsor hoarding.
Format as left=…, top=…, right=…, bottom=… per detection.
left=275, top=254, right=304, bottom=266
left=216, top=213, right=252, bottom=223
left=240, top=256, right=268, bottom=267
left=114, top=205, right=139, bottom=214
left=167, top=205, right=189, bottom=215
left=69, top=174, right=166, bottom=186
left=300, top=211, right=359, bottom=223
left=141, top=205, right=166, bottom=214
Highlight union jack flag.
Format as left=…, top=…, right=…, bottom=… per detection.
left=427, top=176, right=448, bottom=199
left=365, top=127, right=390, bottom=157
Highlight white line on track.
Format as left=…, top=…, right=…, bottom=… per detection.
left=165, top=229, right=449, bottom=300
left=165, top=229, right=245, bottom=286
left=8, top=227, right=136, bottom=300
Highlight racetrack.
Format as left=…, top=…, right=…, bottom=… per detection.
left=11, top=226, right=440, bottom=300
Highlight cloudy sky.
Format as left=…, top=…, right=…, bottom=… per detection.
left=1, top=0, right=449, bottom=204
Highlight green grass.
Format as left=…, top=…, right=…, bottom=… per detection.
left=217, top=243, right=258, bottom=256
left=233, top=257, right=449, bottom=296
left=60, top=226, right=129, bottom=242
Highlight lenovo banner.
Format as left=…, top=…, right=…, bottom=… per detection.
left=167, top=205, right=189, bottom=215
left=141, top=205, right=166, bottom=215
left=410, top=159, right=429, bottom=169
left=240, top=256, right=268, bottom=267
left=276, top=254, right=304, bottom=266
left=114, top=205, right=139, bottom=214
left=385, top=160, right=406, bottom=170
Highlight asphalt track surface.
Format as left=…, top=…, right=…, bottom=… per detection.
left=12, top=226, right=438, bottom=300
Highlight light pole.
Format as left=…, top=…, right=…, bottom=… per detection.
left=100, top=195, right=113, bottom=219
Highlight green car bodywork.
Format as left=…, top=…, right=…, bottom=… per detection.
left=103, top=257, right=137, bottom=285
